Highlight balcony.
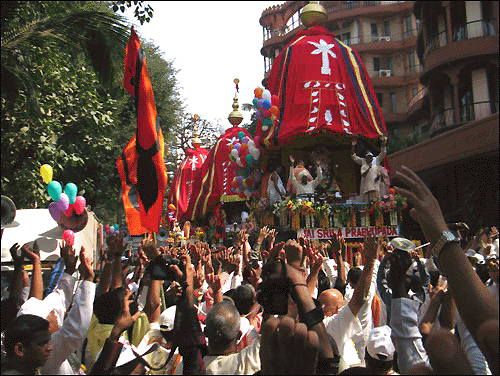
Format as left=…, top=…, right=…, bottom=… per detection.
left=430, top=101, right=499, bottom=137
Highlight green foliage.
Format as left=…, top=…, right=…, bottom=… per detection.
left=1, top=1, right=184, bottom=227
left=386, top=131, right=423, bottom=155
left=110, top=1, right=154, bottom=25
left=241, top=102, right=258, bottom=137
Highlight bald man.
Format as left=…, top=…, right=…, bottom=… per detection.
left=318, top=237, right=379, bottom=371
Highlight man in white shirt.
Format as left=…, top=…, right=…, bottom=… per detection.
left=267, top=166, right=286, bottom=204
left=289, top=155, right=322, bottom=202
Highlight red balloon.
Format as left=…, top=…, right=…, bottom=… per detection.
left=240, top=143, right=248, bottom=151
left=65, top=204, right=74, bottom=217
left=262, top=109, right=271, bottom=118
left=271, top=95, right=280, bottom=106
left=63, top=229, right=75, bottom=246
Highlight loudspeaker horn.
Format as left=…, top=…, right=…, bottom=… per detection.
left=1, top=195, right=16, bottom=229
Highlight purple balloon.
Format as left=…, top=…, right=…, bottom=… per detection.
left=49, top=202, right=61, bottom=221
left=241, top=137, right=249, bottom=144
left=57, top=193, right=70, bottom=211
left=234, top=143, right=241, bottom=152
left=258, top=98, right=265, bottom=109
left=114, top=230, right=120, bottom=236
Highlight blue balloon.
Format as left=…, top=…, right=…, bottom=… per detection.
left=257, top=99, right=265, bottom=109
left=262, top=100, right=271, bottom=109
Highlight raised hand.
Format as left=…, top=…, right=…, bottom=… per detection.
left=394, top=166, right=449, bottom=245
left=206, top=272, right=222, bottom=293
left=109, top=289, right=142, bottom=341
left=114, top=234, right=129, bottom=257
left=60, top=240, right=78, bottom=275
left=78, top=246, right=94, bottom=282
left=361, top=236, right=377, bottom=261
left=21, top=243, right=40, bottom=263
left=10, top=243, right=23, bottom=266
left=258, top=226, right=269, bottom=244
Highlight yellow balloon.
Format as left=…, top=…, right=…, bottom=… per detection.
left=40, top=164, right=53, bottom=184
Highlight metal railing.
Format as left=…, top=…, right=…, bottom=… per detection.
left=425, top=30, right=448, bottom=55
left=402, top=28, right=418, bottom=39
left=429, top=101, right=498, bottom=136
left=452, top=19, right=497, bottom=42
left=407, top=86, right=427, bottom=109
left=406, top=64, right=422, bottom=74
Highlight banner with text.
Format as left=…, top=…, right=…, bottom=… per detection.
left=297, top=226, right=400, bottom=240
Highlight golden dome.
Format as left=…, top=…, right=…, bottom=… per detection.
left=192, top=127, right=202, bottom=148
left=300, top=1, right=327, bottom=28
left=228, top=79, right=243, bottom=127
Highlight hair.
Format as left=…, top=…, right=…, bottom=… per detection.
left=364, top=348, right=393, bottom=374
left=1, top=297, right=24, bottom=332
left=317, top=269, right=331, bottom=296
left=232, top=284, right=256, bottom=315
left=4, top=314, right=50, bottom=358
left=93, top=287, right=127, bottom=325
left=347, top=267, right=362, bottom=287
left=205, top=301, right=241, bottom=352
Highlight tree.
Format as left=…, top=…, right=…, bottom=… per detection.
left=241, top=102, right=258, bottom=137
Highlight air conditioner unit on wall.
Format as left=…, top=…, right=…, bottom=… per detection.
left=379, top=36, right=391, bottom=42
left=379, top=70, right=392, bottom=77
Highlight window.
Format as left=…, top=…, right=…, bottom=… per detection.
left=371, top=23, right=378, bottom=37
left=405, top=15, right=412, bottom=33
left=387, top=57, right=393, bottom=73
left=408, top=51, right=416, bottom=72
left=373, top=57, right=380, bottom=72
left=376, top=93, right=384, bottom=106
left=342, top=32, right=351, bottom=45
left=459, top=73, right=474, bottom=122
left=390, top=92, right=397, bottom=113
left=393, top=128, right=399, bottom=138
left=384, top=21, right=390, bottom=37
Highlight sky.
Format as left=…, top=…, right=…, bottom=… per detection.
left=124, top=2, right=281, bottom=130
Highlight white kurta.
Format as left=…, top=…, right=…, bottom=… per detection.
left=351, top=147, right=386, bottom=196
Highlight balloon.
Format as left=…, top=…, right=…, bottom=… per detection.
left=64, top=183, right=78, bottom=204
left=253, top=148, right=261, bottom=160
left=252, top=98, right=259, bottom=107
left=105, top=225, right=111, bottom=235
left=262, top=125, right=269, bottom=131
left=270, top=105, right=279, bottom=116
left=65, top=204, right=74, bottom=217
left=254, top=87, right=263, bottom=99
left=256, top=111, right=263, bottom=120
left=74, top=196, right=86, bottom=215
left=246, top=179, right=254, bottom=187
left=246, top=154, right=255, bottom=167
left=254, top=170, right=261, bottom=183
left=234, top=143, right=241, bottom=152
left=241, top=137, right=249, bottom=144
left=262, top=100, right=271, bottom=109
left=248, top=140, right=255, bottom=148
left=62, top=230, right=74, bottom=246
left=40, top=164, right=53, bottom=184
left=231, top=179, right=239, bottom=188
left=257, top=99, right=265, bottom=109
left=48, top=202, right=61, bottom=221
left=114, top=224, right=119, bottom=231
left=270, top=115, right=277, bottom=122
left=231, top=149, right=239, bottom=159
left=228, top=144, right=233, bottom=151
left=262, top=109, right=271, bottom=118
left=47, top=181, right=62, bottom=201
left=271, top=95, right=280, bottom=106
left=241, top=168, right=249, bottom=178
left=240, top=143, right=248, bottom=152
left=237, top=176, right=244, bottom=183
left=57, top=193, right=70, bottom=212
left=238, top=131, right=244, bottom=140
left=236, top=158, right=244, bottom=167
left=244, top=190, right=252, bottom=198
left=262, top=89, right=272, bottom=101
left=114, top=230, right=120, bottom=236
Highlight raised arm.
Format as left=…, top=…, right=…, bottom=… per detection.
left=311, top=161, right=323, bottom=189
left=23, top=242, right=43, bottom=300
left=378, top=135, right=387, bottom=161
left=351, top=138, right=363, bottom=165
left=347, top=236, right=377, bottom=317
left=395, top=166, right=499, bottom=374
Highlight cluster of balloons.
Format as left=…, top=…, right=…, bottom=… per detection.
left=105, top=223, right=120, bottom=236
left=228, top=131, right=261, bottom=169
left=227, top=132, right=262, bottom=199
left=41, top=164, right=87, bottom=223
left=252, top=87, right=280, bottom=132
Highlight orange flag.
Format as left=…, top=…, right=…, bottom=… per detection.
left=122, top=27, right=167, bottom=233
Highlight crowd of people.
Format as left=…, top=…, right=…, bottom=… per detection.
left=1, top=167, right=498, bottom=375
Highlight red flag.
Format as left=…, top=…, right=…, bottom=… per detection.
left=116, top=135, right=148, bottom=235
left=122, top=27, right=167, bottom=233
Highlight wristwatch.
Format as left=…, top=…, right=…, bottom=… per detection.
left=432, top=231, right=460, bottom=258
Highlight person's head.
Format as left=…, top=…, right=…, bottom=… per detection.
left=93, top=287, right=128, bottom=325
left=298, top=170, right=309, bottom=185
left=284, top=240, right=303, bottom=268
left=365, top=152, right=374, bottom=164
left=347, top=267, right=362, bottom=288
left=364, top=326, right=395, bottom=374
left=318, top=289, right=344, bottom=316
left=16, top=297, right=61, bottom=334
left=486, top=256, right=499, bottom=283
left=297, top=159, right=305, bottom=166
left=1, top=297, right=24, bottom=332
left=232, top=284, right=256, bottom=315
left=4, top=314, right=53, bottom=371
left=205, top=301, right=241, bottom=354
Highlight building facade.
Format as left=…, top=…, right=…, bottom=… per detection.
left=259, top=1, right=499, bottom=233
